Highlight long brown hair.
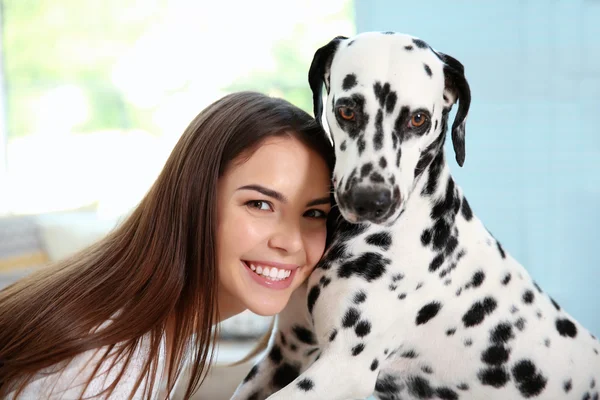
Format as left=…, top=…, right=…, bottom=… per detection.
left=0, top=91, right=334, bottom=399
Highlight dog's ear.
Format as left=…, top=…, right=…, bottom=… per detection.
left=308, top=36, right=347, bottom=128
left=438, top=52, right=471, bottom=167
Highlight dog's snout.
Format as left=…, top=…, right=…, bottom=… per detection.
left=349, top=186, right=393, bottom=221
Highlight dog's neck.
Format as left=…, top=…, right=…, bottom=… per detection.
left=393, top=150, right=465, bottom=240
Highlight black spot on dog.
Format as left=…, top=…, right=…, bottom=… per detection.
left=429, top=254, right=444, bottom=272
left=446, top=328, right=456, bottom=336
left=424, top=63, right=432, bottom=77
left=533, top=281, right=543, bottom=293
left=416, top=301, right=442, bottom=325
left=407, top=376, right=434, bottom=398
left=343, top=308, right=360, bottom=328
left=432, top=219, right=451, bottom=250
left=329, top=329, right=337, bottom=342
left=374, top=110, right=384, bottom=151
left=375, top=374, right=402, bottom=394
left=564, top=379, right=573, bottom=392
left=293, top=325, right=316, bottom=345
left=347, top=40, right=354, bottom=46
left=457, top=383, right=469, bottom=391
left=515, top=317, right=526, bottom=331
left=522, top=290, right=535, bottom=304
left=479, top=366, right=510, bottom=388
left=370, top=172, right=385, bottom=183
left=307, top=285, right=320, bottom=314
left=461, top=197, right=473, bottom=221
left=383, top=31, right=395, bottom=35
left=360, top=162, right=373, bottom=178
left=471, top=270, right=485, bottom=288
left=491, top=322, right=514, bottom=344
left=544, top=338, right=551, bottom=347
left=392, top=273, right=404, bottom=282
left=342, top=74, right=358, bottom=91
left=243, top=365, right=258, bottom=383
left=357, top=136, right=366, bottom=155
left=269, top=345, right=283, bottom=364
left=463, top=297, right=498, bottom=327
left=290, top=343, right=297, bottom=351
left=386, top=94, right=397, bottom=115
left=502, top=273, right=512, bottom=285
left=482, top=345, right=511, bottom=366
left=355, top=320, right=372, bottom=337
left=338, top=252, right=390, bottom=282
left=412, top=38, right=428, bottom=49
left=422, top=365, right=434, bottom=374
left=247, top=392, right=260, bottom=400
left=365, top=232, right=392, bottom=250
left=354, top=291, right=367, bottom=304
left=272, top=363, right=300, bottom=390
left=371, top=359, right=379, bottom=371
left=297, top=378, right=314, bottom=391
left=436, top=387, right=459, bottom=400
left=352, top=343, right=365, bottom=356
left=319, top=276, right=331, bottom=287
left=379, top=156, right=387, bottom=169
left=402, top=349, right=418, bottom=359
left=556, top=318, right=577, bottom=338
left=464, top=338, right=473, bottom=347
left=280, top=332, right=287, bottom=346
left=421, top=229, right=432, bottom=246
left=414, top=151, right=434, bottom=178
left=404, top=45, right=414, bottom=50
left=512, top=359, right=547, bottom=397
left=496, top=241, right=506, bottom=259
left=337, top=94, right=368, bottom=140
left=398, top=293, right=407, bottom=300
left=340, top=140, right=347, bottom=151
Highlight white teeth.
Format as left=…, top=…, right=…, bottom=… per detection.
left=247, top=262, right=293, bottom=281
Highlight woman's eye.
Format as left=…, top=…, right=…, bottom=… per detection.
left=246, top=200, right=272, bottom=211
left=304, top=209, right=328, bottom=219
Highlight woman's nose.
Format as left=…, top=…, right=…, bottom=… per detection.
left=268, top=222, right=304, bottom=255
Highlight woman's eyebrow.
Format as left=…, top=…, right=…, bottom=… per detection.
left=237, top=184, right=286, bottom=203
left=307, top=196, right=331, bottom=207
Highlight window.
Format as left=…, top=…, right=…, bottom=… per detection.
left=0, top=0, right=355, bottom=217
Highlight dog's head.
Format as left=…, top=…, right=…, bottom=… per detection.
left=309, top=31, right=471, bottom=226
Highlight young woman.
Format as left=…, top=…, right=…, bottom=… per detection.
left=0, top=91, right=335, bottom=399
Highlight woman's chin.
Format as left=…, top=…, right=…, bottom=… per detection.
left=245, top=297, right=289, bottom=317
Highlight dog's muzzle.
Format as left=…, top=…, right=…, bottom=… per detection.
left=338, top=184, right=398, bottom=224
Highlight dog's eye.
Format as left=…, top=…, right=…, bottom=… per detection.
left=338, top=107, right=355, bottom=121
left=410, top=113, right=427, bottom=128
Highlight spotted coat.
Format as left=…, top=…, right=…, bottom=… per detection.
left=231, top=31, right=600, bottom=400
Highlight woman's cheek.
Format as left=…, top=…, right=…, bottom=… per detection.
left=307, top=228, right=328, bottom=268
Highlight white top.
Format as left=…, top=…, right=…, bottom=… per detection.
left=7, top=335, right=170, bottom=400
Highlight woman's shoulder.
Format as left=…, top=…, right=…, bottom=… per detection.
left=8, top=334, right=168, bottom=400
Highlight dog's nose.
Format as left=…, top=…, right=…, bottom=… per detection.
left=349, top=186, right=392, bottom=221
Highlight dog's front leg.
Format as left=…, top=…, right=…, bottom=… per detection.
left=231, top=283, right=321, bottom=400
left=264, top=340, right=381, bottom=400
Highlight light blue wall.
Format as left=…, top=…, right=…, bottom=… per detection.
left=354, top=1, right=600, bottom=335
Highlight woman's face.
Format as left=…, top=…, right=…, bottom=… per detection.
left=217, top=135, right=331, bottom=318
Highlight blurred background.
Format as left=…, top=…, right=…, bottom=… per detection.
left=0, top=1, right=598, bottom=398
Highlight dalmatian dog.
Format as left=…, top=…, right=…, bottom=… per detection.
left=231, top=31, right=600, bottom=400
